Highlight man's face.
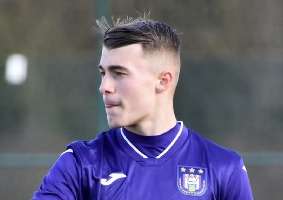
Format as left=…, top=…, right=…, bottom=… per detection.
left=98, top=44, right=158, bottom=128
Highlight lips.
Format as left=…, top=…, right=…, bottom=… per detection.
left=104, top=100, right=120, bottom=108
left=105, top=104, right=119, bottom=108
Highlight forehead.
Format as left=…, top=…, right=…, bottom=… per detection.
left=99, top=44, right=148, bottom=70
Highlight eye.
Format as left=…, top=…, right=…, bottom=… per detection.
left=99, top=70, right=105, bottom=77
left=113, top=71, right=127, bottom=76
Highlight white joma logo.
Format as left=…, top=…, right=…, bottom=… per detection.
left=100, top=172, right=127, bottom=186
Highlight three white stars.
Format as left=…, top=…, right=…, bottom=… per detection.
left=181, top=167, right=205, bottom=174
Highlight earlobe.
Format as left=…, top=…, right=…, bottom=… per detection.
left=156, top=72, right=173, bottom=93
left=156, top=83, right=164, bottom=93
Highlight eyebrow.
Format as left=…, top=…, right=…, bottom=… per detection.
left=98, top=65, right=128, bottom=72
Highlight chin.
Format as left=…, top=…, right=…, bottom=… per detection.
left=107, top=118, right=123, bottom=128
left=108, top=123, right=120, bottom=128
left=107, top=115, right=138, bottom=128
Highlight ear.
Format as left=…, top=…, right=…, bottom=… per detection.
left=156, top=71, right=173, bottom=93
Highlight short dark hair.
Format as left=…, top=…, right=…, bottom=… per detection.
left=96, top=16, right=180, bottom=54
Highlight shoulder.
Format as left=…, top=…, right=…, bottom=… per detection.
left=33, top=149, right=82, bottom=199
left=66, top=128, right=118, bottom=166
left=189, top=129, right=243, bottom=168
left=188, top=129, right=251, bottom=193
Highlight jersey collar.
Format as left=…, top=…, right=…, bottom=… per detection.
left=120, top=121, right=184, bottom=159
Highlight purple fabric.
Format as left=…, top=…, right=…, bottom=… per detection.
left=33, top=123, right=254, bottom=200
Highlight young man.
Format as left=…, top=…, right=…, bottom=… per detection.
left=33, top=17, right=254, bottom=199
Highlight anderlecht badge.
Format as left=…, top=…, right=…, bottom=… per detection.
left=177, top=165, right=207, bottom=196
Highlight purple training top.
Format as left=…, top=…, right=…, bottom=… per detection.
left=33, top=121, right=254, bottom=200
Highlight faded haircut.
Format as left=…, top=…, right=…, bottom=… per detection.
left=96, top=16, right=180, bottom=55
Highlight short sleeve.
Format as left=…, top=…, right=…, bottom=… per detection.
left=222, top=157, right=254, bottom=200
left=32, top=149, right=81, bottom=200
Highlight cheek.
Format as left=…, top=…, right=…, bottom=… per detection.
left=121, top=80, right=155, bottom=108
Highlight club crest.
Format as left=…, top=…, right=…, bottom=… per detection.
left=177, top=165, right=207, bottom=196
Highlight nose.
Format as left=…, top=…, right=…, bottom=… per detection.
left=99, top=75, right=115, bottom=95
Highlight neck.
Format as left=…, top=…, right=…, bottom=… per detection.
left=125, top=102, right=177, bottom=136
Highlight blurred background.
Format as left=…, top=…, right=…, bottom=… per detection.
left=0, top=0, right=282, bottom=199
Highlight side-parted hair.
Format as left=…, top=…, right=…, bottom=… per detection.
left=96, top=16, right=180, bottom=55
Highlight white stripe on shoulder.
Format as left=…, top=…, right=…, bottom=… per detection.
left=60, top=149, right=73, bottom=157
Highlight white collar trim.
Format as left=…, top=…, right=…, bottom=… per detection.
left=120, top=121, right=184, bottom=159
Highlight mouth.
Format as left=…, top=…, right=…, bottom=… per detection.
left=105, top=104, right=119, bottom=108
left=103, top=98, right=121, bottom=110
left=104, top=100, right=121, bottom=109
